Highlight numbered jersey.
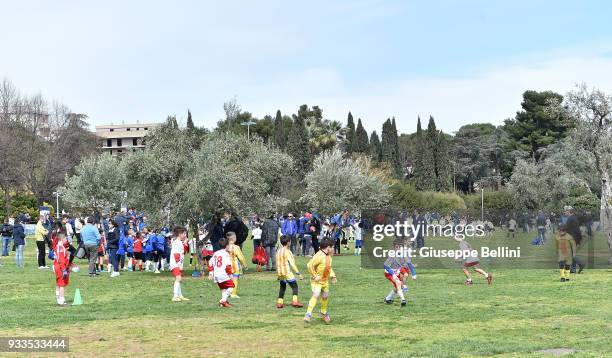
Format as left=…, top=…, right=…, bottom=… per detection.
left=169, top=239, right=185, bottom=271
left=209, top=249, right=233, bottom=283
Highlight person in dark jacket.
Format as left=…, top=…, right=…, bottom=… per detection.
left=210, top=213, right=225, bottom=252
left=224, top=212, right=248, bottom=250
left=261, top=214, right=280, bottom=271
left=1, top=218, right=14, bottom=256
left=106, top=220, right=121, bottom=277
left=12, top=220, right=26, bottom=268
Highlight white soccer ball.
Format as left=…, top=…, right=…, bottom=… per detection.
left=71, top=266, right=80, bottom=273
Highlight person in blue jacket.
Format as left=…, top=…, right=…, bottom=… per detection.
left=126, top=230, right=135, bottom=271
left=154, top=229, right=165, bottom=273
left=117, top=230, right=127, bottom=271
left=281, top=213, right=299, bottom=255
left=143, top=228, right=154, bottom=272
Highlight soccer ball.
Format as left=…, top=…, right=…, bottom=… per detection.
left=71, top=266, right=80, bottom=273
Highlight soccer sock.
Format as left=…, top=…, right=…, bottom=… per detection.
left=559, top=268, right=565, bottom=278
left=232, top=279, right=239, bottom=296
left=289, top=281, right=299, bottom=300
left=385, top=290, right=396, bottom=301
left=173, top=281, right=180, bottom=297
left=307, top=296, right=318, bottom=314
left=221, top=287, right=233, bottom=302
left=564, top=269, right=571, bottom=279
left=397, top=289, right=405, bottom=301
left=178, top=284, right=182, bottom=297
left=278, top=281, right=287, bottom=299
left=320, top=296, right=329, bottom=314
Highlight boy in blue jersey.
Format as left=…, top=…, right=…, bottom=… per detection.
left=143, top=228, right=154, bottom=272
left=126, top=229, right=135, bottom=271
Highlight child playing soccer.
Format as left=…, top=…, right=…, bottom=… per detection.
left=304, top=239, right=337, bottom=324
left=276, top=235, right=304, bottom=309
left=556, top=225, right=576, bottom=282
left=97, top=229, right=106, bottom=273
left=134, top=232, right=144, bottom=271
left=126, top=229, right=135, bottom=271
left=53, top=232, right=70, bottom=306
left=208, top=237, right=235, bottom=308
left=170, top=225, right=190, bottom=301
left=353, top=221, right=363, bottom=256
left=227, top=232, right=247, bottom=298
left=383, top=240, right=416, bottom=307
left=458, top=239, right=493, bottom=285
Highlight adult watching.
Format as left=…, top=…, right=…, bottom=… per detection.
left=81, top=217, right=101, bottom=277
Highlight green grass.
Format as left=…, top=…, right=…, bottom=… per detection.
left=0, top=233, right=611, bottom=357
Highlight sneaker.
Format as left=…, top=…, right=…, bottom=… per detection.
left=179, top=296, right=190, bottom=301
left=276, top=303, right=284, bottom=309
left=384, top=299, right=393, bottom=304
left=560, top=278, right=566, bottom=282
left=578, top=264, right=585, bottom=274
left=38, top=266, right=46, bottom=269
left=291, top=301, right=304, bottom=308
left=401, top=300, right=407, bottom=307
left=303, top=313, right=312, bottom=323
left=231, top=295, right=241, bottom=299
left=465, top=280, right=473, bottom=285
left=219, top=301, right=232, bottom=308
left=486, top=274, right=493, bottom=285
left=321, top=313, right=331, bottom=324
left=154, top=269, right=160, bottom=274
left=172, top=297, right=182, bottom=302
left=110, top=272, right=120, bottom=278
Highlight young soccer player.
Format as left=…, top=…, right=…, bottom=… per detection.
left=202, top=240, right=214, bottom=271
left=459, top=239, right=493, bottom=285
left=556, top=225, right=576, bottom=282
left=304, top=239, right=337, bottom=324
left=170, top=225, right=190, bottom=301
left=53, top=232, right=70, bottom=306
left=208, top=237, right=235, bottom=308
left=276, top=235, right=304, bottom=309
left=227, top=232, right=247, bottom=298
left=134, top=232, right=144, bottom=271
left=126, top=229, right=135, bottom=271
left=353, top=221, right=363, bottom=256
left=383, top=240, right=416, bottom=307
left=97, top=229, right=106, bottom=273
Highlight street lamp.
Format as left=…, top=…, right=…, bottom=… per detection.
left=52, top=191, right=62, bottom=219
left=241, top=120, right=256, bottom=140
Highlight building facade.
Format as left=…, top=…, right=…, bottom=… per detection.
left=95, top=122, right=162, bottom=155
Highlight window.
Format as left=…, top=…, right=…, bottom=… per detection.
left=136, top=128, right=140, bottom=131
left=144, top=127, right=148, bottom=130
left=118, top=149, right=123, bottom=153
left=110, top=128, right=114, bottom=132
left=117, top=138, right=122, bottom=147
left=106, top=139, right=111, bottom=147
left=132, top=138, right=138, bottom=146
left=127, top=128, right=131, bottom=131
left=110, top=150, right=113, bottom=155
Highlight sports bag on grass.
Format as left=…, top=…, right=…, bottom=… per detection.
left=251, top=245, right=268, bottom=271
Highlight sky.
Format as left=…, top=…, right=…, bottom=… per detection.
left=2, top=0, right=612, bottom=134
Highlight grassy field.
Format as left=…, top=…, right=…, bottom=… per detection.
left=0, top=232, right=611, bottom=358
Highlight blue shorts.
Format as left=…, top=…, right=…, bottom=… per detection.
left=355, top=240, right=363, bottom=248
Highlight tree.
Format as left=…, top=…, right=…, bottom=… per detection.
left=0, top=122, right=23, bottom=216
left=355, top=118, right=369, bottom=153
left=345, top=112, right=356, bottom=154
left=369, top=130, right=382, bottom=163
left=561, top=84, right=612, bottom=263
left=301, top=148, right=390, bottom=216
left=381, top=118, right=401, bottom=177
left=273, top=110, right=286, bottom=149
left=61, top=153, right=127, bottom=211
left=451, top=123, right=498, bottom=192
left=504, top=90, right=574, bottom=161
left=186, top=109, right=194, bottom=130
left=287, top=106, right=312, bottom=177
left=173, top=133, right=293, bottom=221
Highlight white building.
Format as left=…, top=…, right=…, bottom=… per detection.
left=95, top=122, right=162, bottom=155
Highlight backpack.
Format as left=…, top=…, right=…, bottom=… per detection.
left=251, top=245, right=268, bottom=271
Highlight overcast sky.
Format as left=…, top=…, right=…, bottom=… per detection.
left=2, top=0, right=612, bottom=134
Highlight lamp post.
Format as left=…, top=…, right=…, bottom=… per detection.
left=52, top=191, right=62, bottom=219
left=481, top=188, right=484, bottom=222
left=241, top=120, right=256, bottom=140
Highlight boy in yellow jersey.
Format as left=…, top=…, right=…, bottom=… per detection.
left=556, top=225, right=576, bottom=282
left=304, top=239, right=337, bottom=324
left=276, top=235, right=304, bottom=308
left=227, top=232, right=247, bottom=298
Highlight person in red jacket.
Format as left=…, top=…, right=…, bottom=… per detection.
left=134, top=233, right=144, bottom=271
left=53, top=232, right=71, bottom=306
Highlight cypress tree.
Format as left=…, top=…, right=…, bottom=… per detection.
left=355, top=118, right=369, bottom=153
left=273, top=110, right=286, bottom=149
left=287, top=112, right=311, bottom=177
left=412, top=116, right=428, bottom=189
left=345, top=112, right=356, bottom=154
left=369, top=131, right=382, bottom=163
left=186, top=109, right=195, bottom=130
